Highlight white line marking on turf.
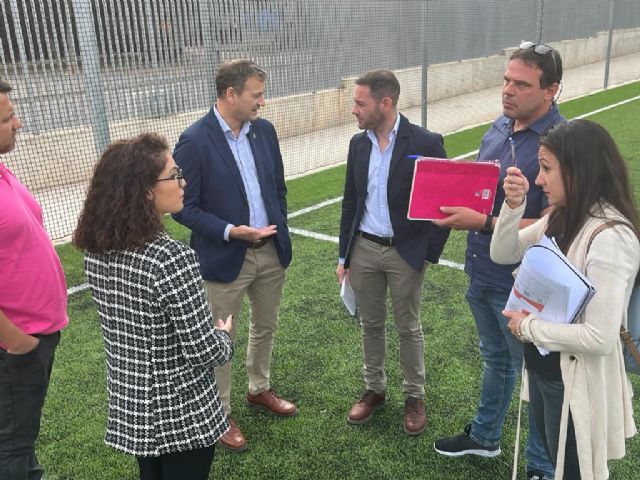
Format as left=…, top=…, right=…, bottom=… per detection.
left=575, top=94, right=640, bottom=118
left=287, top=228, right=465, bottom=270
left=454, top=149, right=479, bottom=159
left=438, top=259, right=465, bottom=271
left=66, top=94, right=639, bottom=296
left=288, top=197, right=343, bottom=218
left=288, top=227, right=339, bottom=243
left=67, top=284, right=89, bottom=296
left=450, top=95, right=640, bottom=160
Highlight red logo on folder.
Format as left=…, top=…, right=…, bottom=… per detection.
left=512, top=286, right=545, bottom=312
left=407, top=157, right=500, bottom=220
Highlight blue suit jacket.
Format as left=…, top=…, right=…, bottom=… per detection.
left=339, top=114, right=451, bottom=272
left=172, top=109, right=292, bottom=283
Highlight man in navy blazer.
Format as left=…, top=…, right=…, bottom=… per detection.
left=173, top=60, right=295, bottom=452
left=337, top=70, right=450, bottom=436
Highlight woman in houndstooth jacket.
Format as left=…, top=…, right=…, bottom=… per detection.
left=74, top=133, right=233, bottom=480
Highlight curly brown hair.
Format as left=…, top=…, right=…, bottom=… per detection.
left=73, top=133, right=169, bottom=253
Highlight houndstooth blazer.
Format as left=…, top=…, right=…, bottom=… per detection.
left=84, top=232, right=233, bottom=456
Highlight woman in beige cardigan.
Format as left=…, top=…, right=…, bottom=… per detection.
left=490, top=119, right=639, bottom=480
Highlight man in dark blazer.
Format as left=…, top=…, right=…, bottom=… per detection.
left=173, top=60, right=295, bottom=452
left=337, top=70, right=450, bottom=436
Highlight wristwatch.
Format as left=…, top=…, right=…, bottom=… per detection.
left=480, top=214, right=494, bottom=234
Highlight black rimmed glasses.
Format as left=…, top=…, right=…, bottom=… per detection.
left=519, top=40, right=560, bottom=84
left=156, top=167, right=185, bottom=188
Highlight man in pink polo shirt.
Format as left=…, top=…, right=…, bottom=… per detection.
left=0, top=80, right=68, bottom=480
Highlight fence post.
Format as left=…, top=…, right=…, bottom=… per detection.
left=199, top=0, right=218, bottom=106
left=71, top=0, right=110, bottom=156
left=8, top=0, right=39, bottom=133
left=536, top=0, right=544, bottom=44
left=420, top=0, right=428, bottom=129
left=604, top=0, right=616, bottom=89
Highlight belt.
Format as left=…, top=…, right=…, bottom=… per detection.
left=249, top=237, right=270, bottom=249
left=358, top=231, right=395, bottom=247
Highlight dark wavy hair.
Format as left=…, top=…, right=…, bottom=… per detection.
left=510, top=46, right=562, bottom=88
left=73, top=133, right=169, bottom=253
left=542, top=119, right=640, bottom=253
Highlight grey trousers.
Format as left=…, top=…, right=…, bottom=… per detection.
left=348, top=236, right=427, bottom=398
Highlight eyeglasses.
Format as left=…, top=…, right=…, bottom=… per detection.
left=519, top=40, right=560, bottom=84
left=156, top=167, right=185, bottom=188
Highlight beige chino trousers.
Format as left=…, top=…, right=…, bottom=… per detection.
left=348, top=236, right=427, bottom=398
left=205, top=240, right=286, bottom=415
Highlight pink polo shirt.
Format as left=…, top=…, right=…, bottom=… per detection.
left=0, top=162, right=68, bottom=337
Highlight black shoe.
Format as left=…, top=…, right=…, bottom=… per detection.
left=434, top=424, right=501, bottom=458
left=527, top=470, right=554, bottom=480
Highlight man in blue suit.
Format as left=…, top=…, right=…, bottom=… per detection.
left=337, top=70, right=450, bottom=436
left=173, top=60, right=295, bottom=452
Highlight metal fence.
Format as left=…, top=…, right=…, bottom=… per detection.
left=1, top=0, right=640, bottom=240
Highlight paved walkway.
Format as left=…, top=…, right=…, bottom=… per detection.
left=44, top=52, right=640, bottom=243
left=282, top=51, right=640, bottom=179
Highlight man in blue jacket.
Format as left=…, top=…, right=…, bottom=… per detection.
left=173, top=59, right=294, bottom=452
left=337, top=69, right=450, bottom=436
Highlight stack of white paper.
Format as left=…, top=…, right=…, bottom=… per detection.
left=340, top=279, right=357, bottom=317
left=506, top=235, right=596, bottom=355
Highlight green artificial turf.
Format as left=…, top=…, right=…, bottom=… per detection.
left=45, top=82, right=640, bottom=479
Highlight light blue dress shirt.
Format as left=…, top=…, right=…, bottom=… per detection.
left=359, top=113, right=400, bottom=238
left=214, top=106, right=269, bottom=241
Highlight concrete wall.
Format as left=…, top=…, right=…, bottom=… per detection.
left=6, top=27, right=640, bottom=193
left=264, top=27, right=640, bottom=137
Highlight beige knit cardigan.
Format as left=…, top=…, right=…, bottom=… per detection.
left=491, top=200, right=638, bottom=480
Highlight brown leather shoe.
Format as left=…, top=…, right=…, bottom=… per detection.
left=347, top=390, right=386, bottom=424
left=218, top=417, right=247, bottom=452
left=247, top=389, right=298, bottom=417
left=404, top=397, right=426, bottom=436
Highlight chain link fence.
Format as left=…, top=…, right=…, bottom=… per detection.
left=1, top=0, right=640, bottom=241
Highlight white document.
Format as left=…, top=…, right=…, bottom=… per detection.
left=340, top=279, right=357, bottom=316
left=506, top=235, right=596, bottom=355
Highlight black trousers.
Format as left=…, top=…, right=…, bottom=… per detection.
left=528, top=368, right=581, bottom=480
left=0, top=331, right=60, bottom=480
left=136, top=445, right=215, bottom=480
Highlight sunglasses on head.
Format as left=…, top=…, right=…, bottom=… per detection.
left=519, top=41, right=553, bottom=55
left=519, top=40, right=560, bottom=86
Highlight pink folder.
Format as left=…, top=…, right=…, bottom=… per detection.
left=408, top=157, right=500, bottom=220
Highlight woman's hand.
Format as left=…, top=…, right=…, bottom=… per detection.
left=503, top=309, right=528, bottom=342
left=503, top=167, right=529, bottom=209
left=216, top=314, right=233, bottom=334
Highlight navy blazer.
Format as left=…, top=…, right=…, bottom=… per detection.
left=339, top=114, right=451, bottom=272
left=172, top=109, right=292, bottom=283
